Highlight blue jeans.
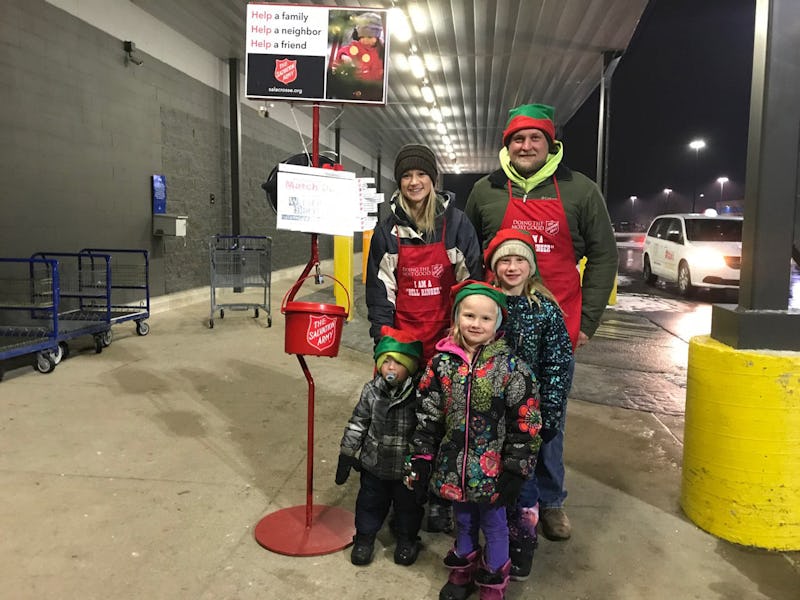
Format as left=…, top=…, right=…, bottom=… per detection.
left=519, top=356, right=575, bottom=509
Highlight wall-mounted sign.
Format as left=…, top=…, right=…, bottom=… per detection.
left=245, top=3, right=389, bottom=104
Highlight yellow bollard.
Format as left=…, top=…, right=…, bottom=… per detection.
left=681, top=335, right=800, bottom=550
left=333, top=235, right=354, bottom=321
left=361, top=230, right=374, bottom=285
left=578, top=256, right=617, bottom=305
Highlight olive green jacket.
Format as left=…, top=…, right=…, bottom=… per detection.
left=465, top=164, right=617, bottom=338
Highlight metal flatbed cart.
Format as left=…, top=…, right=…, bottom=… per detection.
left=31, top=251, right=113, bottom=356
left=80, top=248, right=150, bottom=336
left=209, top=235, right=272, bottom=328
left=0, top=257, right=61, bottom=380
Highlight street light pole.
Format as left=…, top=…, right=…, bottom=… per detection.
left=689, top=139, right=706, bottom=212
left=717, top=176, right=729, bottom=204
left=663, top=188, right=672, bottom=212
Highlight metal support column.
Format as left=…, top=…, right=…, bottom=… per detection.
left=228, top=58, right=242, bottom=236
left=710, top=0, right=800, bottom=350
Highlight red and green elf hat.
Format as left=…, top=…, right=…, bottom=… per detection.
left=374, top=325, right=423, bottom=373
left=502, top=103, right=556, bottom=146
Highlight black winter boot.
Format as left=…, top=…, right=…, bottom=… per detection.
left=350, top=534, right=375, bottom=566
left=509, top=537, right=537, bottom=581
left=394, top=536, right=421, bottom=566
left=427, top=499, right=454, bottom=533
left=439, top=547, right=480, bottom=600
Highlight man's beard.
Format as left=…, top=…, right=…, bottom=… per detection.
left=510, top=158, right=541, bottom=178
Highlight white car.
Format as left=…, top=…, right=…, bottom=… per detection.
left=642, top=212, right=743, bottom=296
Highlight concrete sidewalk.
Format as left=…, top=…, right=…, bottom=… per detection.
left=0, top=269, right=797, bottom=599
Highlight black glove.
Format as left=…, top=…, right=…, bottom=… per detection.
left=335, top=454, right=361, bottom=485
left=495, top=471, right=525, bottom=507
left=410, top=458, right=432, bottom=506
left=540, top=428, right=558, bottom=443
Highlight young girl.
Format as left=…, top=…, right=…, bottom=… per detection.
left=485, top=229, right=573, bottom=581
left=406, top=280, right=542, bottom=600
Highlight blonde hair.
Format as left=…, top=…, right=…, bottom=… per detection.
left=492, top=273, right=563, bottom=314
left=398, top=188, right=439, bottom=237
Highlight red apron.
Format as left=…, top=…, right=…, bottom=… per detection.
left=500, top=178, right=582, bottom=350
left=394, top=220, right=458, bottom=364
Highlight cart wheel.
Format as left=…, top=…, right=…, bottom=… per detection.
left=52, top=342, right=69, bottom=365
left=100, top=330, right=113, bottom=347
left=34, top=352, right=56, bottom=374
left=94, top=335, right=103, bottom=354
left=267, top=316, right=272, bottom=327
left=254, top=308, right=260, bottom=318
left=136, top=321, right=150, bottom=336
left=220, top=309, right=225, bottom=319
left=209, top=319, right=214, bottom=329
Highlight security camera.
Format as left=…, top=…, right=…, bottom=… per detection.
left=123, top=41, right=143, bottom=66
left=258, top=105, right=269, bottom=118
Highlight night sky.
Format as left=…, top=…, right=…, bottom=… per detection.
left=561, top=0, right=756, bottom=227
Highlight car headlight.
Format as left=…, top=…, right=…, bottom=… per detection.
left=688, top=248, right=726, bottom=270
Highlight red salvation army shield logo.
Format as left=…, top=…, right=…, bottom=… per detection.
left=274, top=58, right=297, bottom=84
left=545, top=220, right=560, bottom=236
left=306, top=314, right=338, bottom=352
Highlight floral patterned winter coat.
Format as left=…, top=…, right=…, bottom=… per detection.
left=410, top=336, right=542, bottom=504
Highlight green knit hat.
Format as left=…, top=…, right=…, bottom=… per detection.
left=374, top=326, right=423, bottom=374
left=450, top=280, right=507, bottom=332
left=503, top=103, right=556, bottom=146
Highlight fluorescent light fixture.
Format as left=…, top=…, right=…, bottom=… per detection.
left=423, top=54, right=439, bottom=72
left=408, top=4, right=429, bottom=33
left=436, top=123, right=447, bottom=135
left=442, top=135, right=452, bottom=145
left=430, top=107, right=443, bottom=122
left=389, top=8, right=412, bottom=42
left=407, top=54, right=426, bottom=79
left=420, top=85, right=435, bottom=103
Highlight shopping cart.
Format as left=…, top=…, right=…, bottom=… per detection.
left=209, top=235, right=272, bottom=328
left=30, top=251, right=112, bottom=355
left=80, top=248, right=150, bottom=336
left=0, top=257, right=61, bottom=379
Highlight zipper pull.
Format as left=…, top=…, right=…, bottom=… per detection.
left=523, top=193, right=528, bottom=202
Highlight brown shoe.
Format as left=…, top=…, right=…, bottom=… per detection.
left=540, top=507, right=571, bottom=541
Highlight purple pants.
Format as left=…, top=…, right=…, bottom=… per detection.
left=453, top=502, right=509, bottom=571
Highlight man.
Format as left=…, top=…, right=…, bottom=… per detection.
left=464, top=103, right=617, bottom=544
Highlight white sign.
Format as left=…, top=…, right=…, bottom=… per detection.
left=277, top=164, right=359, bottom=236
left=245, top=3, right=389, bottom=104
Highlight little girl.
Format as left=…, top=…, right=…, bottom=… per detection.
left=406, top=280, right=542, bottom=600
left=485, top=229, right=573, bottom=581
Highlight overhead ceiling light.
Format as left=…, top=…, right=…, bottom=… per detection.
left=436, top=123, right=447, bottom=135
left=393, top=54, right=409, bottom=71
left=407, top=4, right=429, bottom=33
left=423, top=54, right=440, bottom=72
left=420, top=85, right=435, bottom=103
left=407, top=54, right=426, bottom=79
left=442, top=135, right=452, bottom=145
left=389, top=8, right=412, bottom=42
left=449, top=153, right=457, bottom=160
left=430, top=107, right=443, bottom=122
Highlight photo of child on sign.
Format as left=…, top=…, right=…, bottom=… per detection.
left=326, top=10, right=386, bottom=103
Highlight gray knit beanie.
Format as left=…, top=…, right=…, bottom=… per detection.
left=394, top=144, right=438, bottom=184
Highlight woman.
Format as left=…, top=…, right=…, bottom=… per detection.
left=365, top=144, right=482, bottom=366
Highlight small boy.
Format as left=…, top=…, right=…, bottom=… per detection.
left=335, top=326, right=425, bottom=566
